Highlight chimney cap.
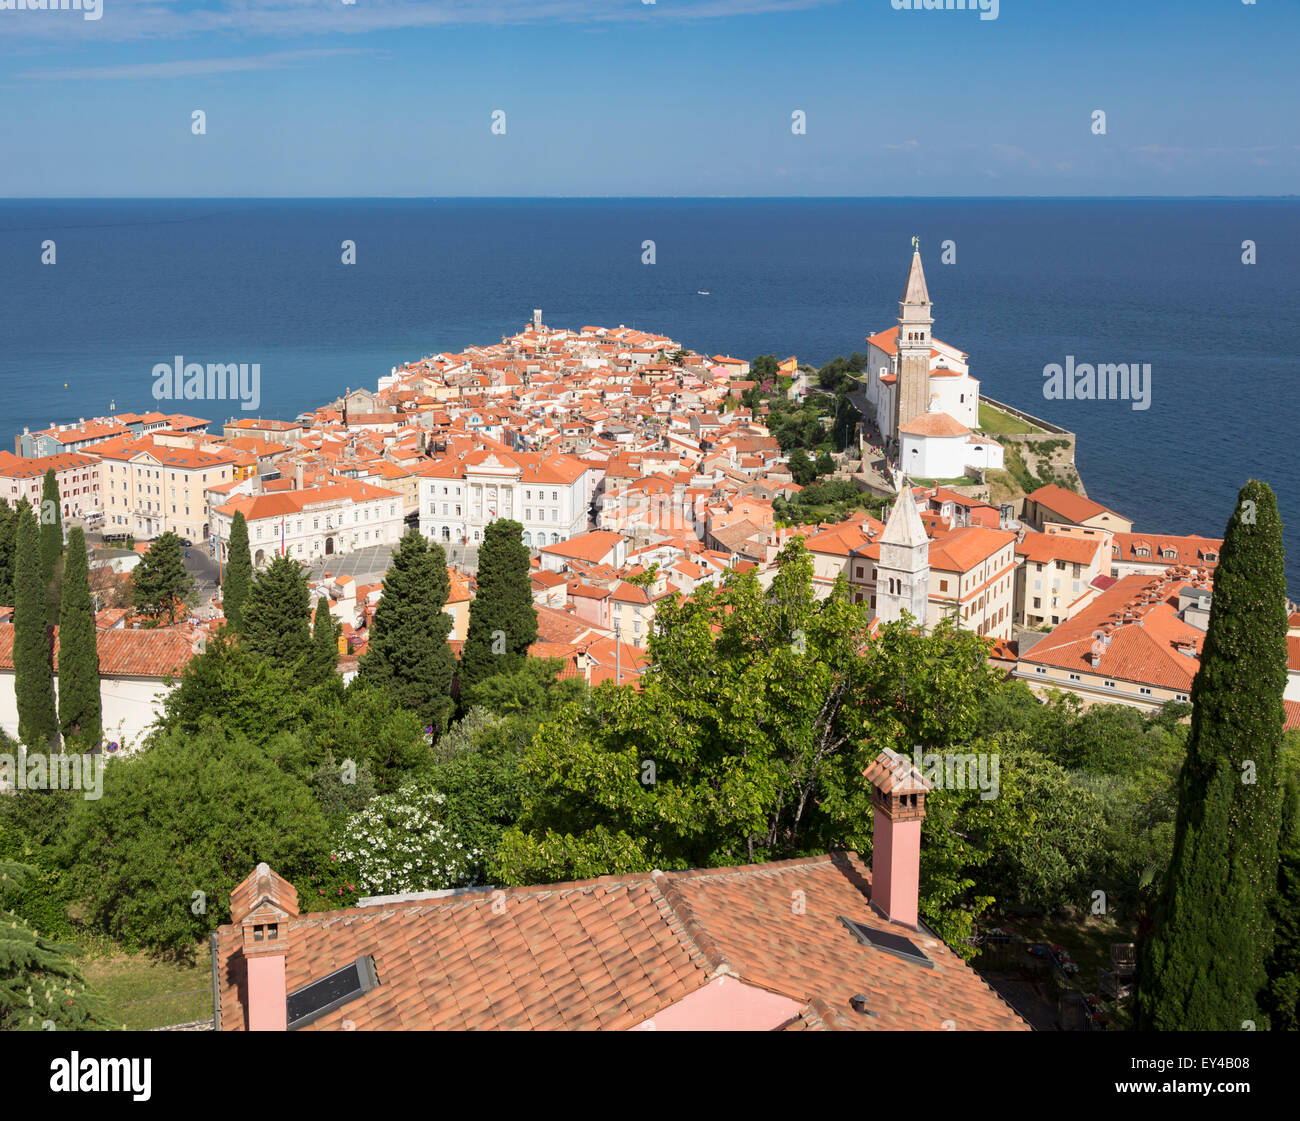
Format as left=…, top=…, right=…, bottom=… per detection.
left=231, top=861, right=300, bottom=926
left=863, top=748, right=932, bottom=797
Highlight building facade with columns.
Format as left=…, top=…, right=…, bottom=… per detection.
left=417, top=449, right=597, bottom=549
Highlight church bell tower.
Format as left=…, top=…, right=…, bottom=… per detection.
left=893, top=238, right=933, bottom=440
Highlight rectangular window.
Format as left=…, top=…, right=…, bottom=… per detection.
left=1068, top=672, right=1082, bottom=681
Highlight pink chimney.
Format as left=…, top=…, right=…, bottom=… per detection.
left=230, top=862, right=299, bottom=1031
left=862, top=748, right=932, bottom=930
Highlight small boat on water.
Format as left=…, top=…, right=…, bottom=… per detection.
left=697, top=290, right=710, bottom=296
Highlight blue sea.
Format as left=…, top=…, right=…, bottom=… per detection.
left=1, top=198, right=1296, bottom=593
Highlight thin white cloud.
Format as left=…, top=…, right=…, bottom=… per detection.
left=18, top=47, right=377, bottom=81
left=883, top=140, right=920, bottom=150
left=0, top=0, right=843, bottom=43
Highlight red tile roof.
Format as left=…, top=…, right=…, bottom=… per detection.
left=1018, top=571, right=1212, bottom=690
left=213, top=853, right=1028, bottom=1031
left=0, top=623, right=197, bottom=679
left=1028, top=484, right=1124, bottom=525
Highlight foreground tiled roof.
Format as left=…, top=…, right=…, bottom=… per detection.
left=214, top=853, right=1029, bottom=1031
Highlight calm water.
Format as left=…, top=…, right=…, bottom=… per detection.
left=1, top=198, right=1296, bottom=592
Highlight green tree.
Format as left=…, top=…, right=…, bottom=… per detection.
left=1266, top=764, right=1300, bottom=1029
left=1138, top=480, right=1289, bottom=1030
left=221, top=511, right=252, bottom=631
left=311, top=596, right=341, bottom=685
left=57, top=527, right=101, bottom=749
left=788, top=448, right=815, bottom=486
left=0, top=859, right=109, bottom=1030
left=131, top=531, right=195, bottom=626
left=64, top=726, right=330, bottom=957
left=157, top=630, right=314, bottom=746
left=492, top=540, right=1005, bottom=949
left=13, top=502, right=58, bottom=749
left=241, top=554, right=313, bottom=676
left=38, top=468, right=64, bottom=628
left=359, top=529, right=456, bottom=731
left=459, top=520, right=537, bottom=701
left=814, top=450, right=835, bottom=476
left=0, top=501, right=16, bottom=605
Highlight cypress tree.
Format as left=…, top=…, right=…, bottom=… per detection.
left=1137, top=479, right=1288, bottom=1030
left=360, top=529, right=455, bottom=731
left=222, top=511, right=252, bottom=632
left=131, top=531, right=195, bottom=626
left=311, top=595, right=341, bottom=685
left=459, top=519, right=537, bottom=700
left=57, top=526, right=102, bottom=749
left=38, top=468, right=64, bottom=628
left=241, top=555, right=313, bottom=674
left=0, top=501, right=16, bottom=605
left=13, top=503, right=58, bottom=749
left=1266, top=768, right=1300, bottom=1029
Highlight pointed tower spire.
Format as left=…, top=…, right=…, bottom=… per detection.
left=901, top=239, right=931, bottom=307
left=874, top=476, right=930, bottom=628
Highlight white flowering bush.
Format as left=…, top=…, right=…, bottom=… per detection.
left=333, top=784, right=481, bottom=896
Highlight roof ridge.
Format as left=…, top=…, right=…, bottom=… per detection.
left=649, top=868, right=734, bottom=978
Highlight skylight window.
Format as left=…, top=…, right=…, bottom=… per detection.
left=287, top=956, right=380, bottom=1030
left=839, top=917, right=934, bottom=969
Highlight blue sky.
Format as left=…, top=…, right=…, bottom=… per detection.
left=1, top=0, right=1297, bottom=197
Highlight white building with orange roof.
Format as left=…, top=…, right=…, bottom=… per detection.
left=211, top=478, right=403, bottom=568
left=1106, top=530, right=1222, bottom=580
left=538, top=530, right=627, bottom=573
left=862, top=246, right=982, bottom=452
left=0, top=451, right=102, bottom=520
left=417, top=448, right=596, bottom=549
left=898, top=411, right=1003, bottom=480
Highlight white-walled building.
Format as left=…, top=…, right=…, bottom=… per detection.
left=898, top=412, right=1004, bottom=480
left=417, top=449, right=597, bottom=549
left=0, top=624, right=201, bottom=752
left=211, top=479, right=404, bottom=568
left=862, top=248, right=983, bottom=452
left=0, top=451, right=102, bottom=520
